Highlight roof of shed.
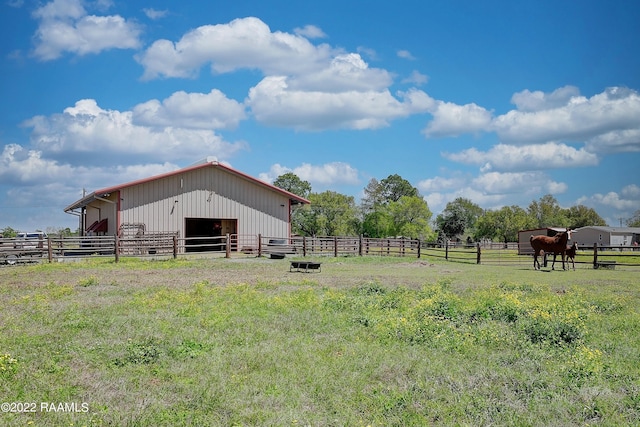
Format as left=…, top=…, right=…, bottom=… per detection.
left=65, top=160, right=310, bottom=212
left=518, top=227, right=568, bottom=233
left=574, top=226, right=640, bottom=234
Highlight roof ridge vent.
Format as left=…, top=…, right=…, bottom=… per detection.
left=189, top=156, right=219, bottom=167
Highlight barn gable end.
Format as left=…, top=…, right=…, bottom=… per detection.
left=64, top=161, right=309, bottom=243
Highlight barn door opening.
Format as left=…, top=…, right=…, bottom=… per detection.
left=185, top=218, right=219, bottom=252
left=221, top=219, right=238, bottom=251
left=184, top=218, right=237, bottom=252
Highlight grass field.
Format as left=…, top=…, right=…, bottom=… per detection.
left=1, top=256, right=639, bottom=426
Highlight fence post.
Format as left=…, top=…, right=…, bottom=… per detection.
left=173, top=235, right=178, bottom=259
left=258, top=234, right=262, bottom=257
left=334, top=236, right=338, bottom=257
left=476, top=243, right=481, bottom=264
left=47, top=237, right=53, bottom=263
left=417, top=239, right=421, bottom=259
left=303, top=236, right=307, bottom=257
left=225, top=234, right=231, bottom=258
left=445, top=240, right=449, bottom=260
left=114, top=234, right=120, bottom=263
left=358, top=235, right=363, bottom=257
left=593, top=243, right=598, bottom=269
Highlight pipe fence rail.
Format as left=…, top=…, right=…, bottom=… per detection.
left=1, top=235, right=638, bottom=270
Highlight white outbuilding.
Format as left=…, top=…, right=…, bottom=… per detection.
left=571, top=226, right=640, bottom=248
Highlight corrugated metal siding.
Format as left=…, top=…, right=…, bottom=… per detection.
left=118, top=167, right=291, bottom=238
left=573, top=229, right=606, bottom=246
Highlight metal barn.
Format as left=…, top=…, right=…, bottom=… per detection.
left=64, top=160, right=309, bottom=251
left=572, top=226, right=640, bottom=248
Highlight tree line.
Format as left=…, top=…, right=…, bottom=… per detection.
left=274, top=172, right=640, bottom=243
left=0, top=226, right=75, bottom=239
left=2, top=175, right=638, bottom=243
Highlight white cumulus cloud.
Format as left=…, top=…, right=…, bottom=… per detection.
left=293, top=24, right=326, bottom=39
left=32, top=0, right=141, bottom=60
left=577, top=184, right=640, bottom=216
left=510, top=85, right=581, bottom=112
left=421, top=86, right=640, bottom=156
left=422, top=101, right=493, bottom=138
left=132, top=90, right=246, bottom=130
left=136, top=17, right=335, bottom=80
left=472, top=171, right=567, bottom=196
left=288, top=53, right=393, bottom=92
left=143, top=8, right=168, bottom=20
left=493, top=87, right=640, bottom=147
left=417, top=176, right=466, bottom=193
left=419, top=170, right=568, bottom=216
left=247, top=77, right=432, bottom=130
left=259, top=162, right=359, bottom=186
left=444, top=142, right=599, bottom=172
left=402, top=70, right=429, bottom=86
left=397, top=50, right=415, bottom=60
left=22, top=99, right=247, bottom=166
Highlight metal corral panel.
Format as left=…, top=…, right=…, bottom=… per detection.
left=118, top=166, right=292, bottom=238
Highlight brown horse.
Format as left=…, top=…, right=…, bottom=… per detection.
left=564, top=242, right=578, bottom=270
left=530, top=230, right=572, bottom=270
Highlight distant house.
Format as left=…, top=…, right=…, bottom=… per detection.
left=64, top=160, right=309, bottom=250
left=517, top=227, right=569, bottom=255
left=572, top=226, right=640, bottom=248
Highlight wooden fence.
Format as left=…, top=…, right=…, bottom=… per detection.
left=1, top=235, right=638, bottom=270
left=256, top=235, right=421, bottom=258
left=421, top=241, right=640, bottom=270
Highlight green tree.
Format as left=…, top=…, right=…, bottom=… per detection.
left=436, top=198, right=483, bottom=239
left=476, top=206, right=535, bottom=245
left=627, top=210, right=640, bottom=227
left=528, top=194, right=569, bottom=228
left=295, top=191, right=358, bottom=236
left=436, top=204, right=467, bottom=239
left=273, top=172, right=311, bottom=199
left=361, top=211, right=394, bottom=238
left=495, top=205, right=535, bottom=244
left=361, top=178, right=385, bottom=214
left=565, top=205, right=606, bottom=229
left=292, top=204, right=321, bottom=237
left=379, top=174, right=419, bottom=203
left=1, top=226, right=17, bottom=238
left=45, top=226, right=75, bottom=237
left=273, top=172, right=313, bottom=236
left=474, top=211, right=498, bottom=241
left=387, top=196, right=434, bottom=239
left=360, top=174, right=421, bottom=238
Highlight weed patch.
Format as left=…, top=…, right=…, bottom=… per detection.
left=113, top=338, right=163, bottom=366
left=0, top=353, right=18, bottom=377
left=77, top=275, right=99, bottom=287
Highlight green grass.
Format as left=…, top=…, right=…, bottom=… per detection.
left=1, top=256, right=639, bottom=426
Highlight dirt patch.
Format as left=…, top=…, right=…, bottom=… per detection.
left=1, top=256, right=448, bottom=290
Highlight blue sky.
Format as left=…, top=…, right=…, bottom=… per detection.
left=1, top=0, right=639, bottom=232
